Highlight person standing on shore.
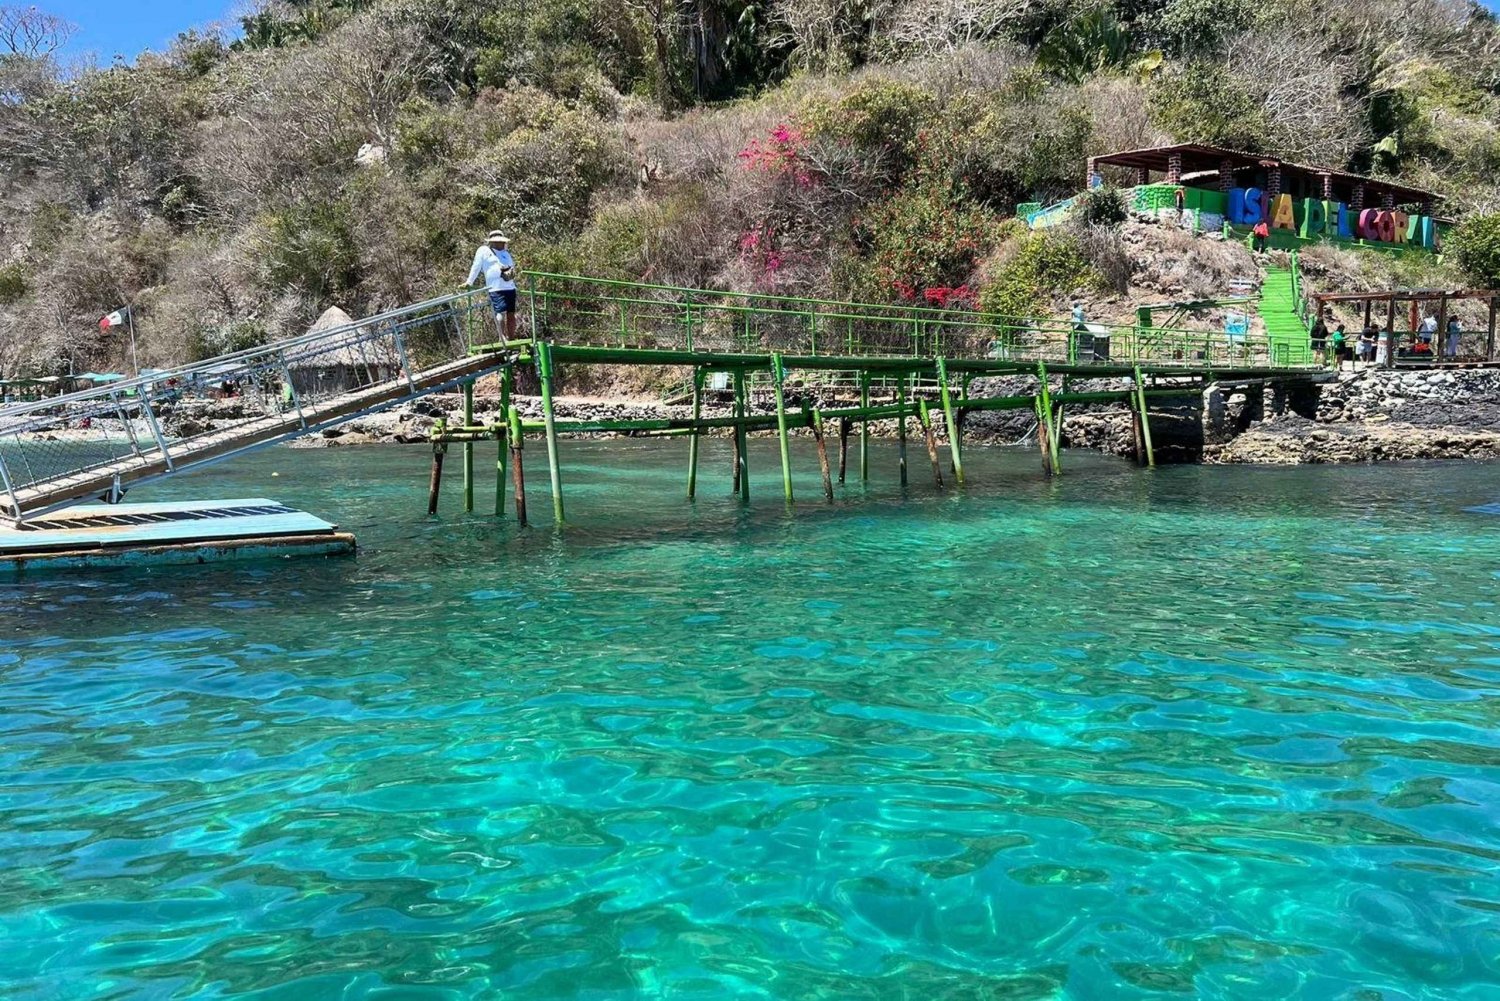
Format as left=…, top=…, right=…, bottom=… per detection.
left=467, top=230, right=519, bottom=345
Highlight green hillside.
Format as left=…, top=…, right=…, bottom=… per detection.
left=2, top=0, right=1500, bottom=377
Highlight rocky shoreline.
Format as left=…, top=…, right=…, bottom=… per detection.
left=23, top=366, right=1500, bottom=466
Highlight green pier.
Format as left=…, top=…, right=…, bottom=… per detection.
left=425, top=273, right=1322, bottom=522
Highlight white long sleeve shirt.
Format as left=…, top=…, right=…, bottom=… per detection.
left=467, top=245, right=516, bottom=292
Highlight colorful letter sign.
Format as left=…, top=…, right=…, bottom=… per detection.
left=1226, top=186, right=1433, bottom=249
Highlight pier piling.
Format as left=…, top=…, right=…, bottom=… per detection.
left=1133, top=366, right=1156, bottom=468
left=772, top=353, right=793, bottom=503
left=918, top=400, right=944, bottom=489
left=428, top=422, right=447, bottom=516
left=732, top=369, right=749, bottom=501
left=462, top=381, right=475, bottom=512
left=495, top=366, right=512, bottom=516
left=687, top=367, right=703, bottom=500
left=507, top=406, right=527, bottom=527
left=859, top=371, right=870, bottom=482
left=537, top=341, right=564, bottom=523
left=837, top=417, right=850, bottom=485
left=895, top=375, right=908, bottom=487
left=812, top=410, right=834, bottom=502
left=937, top=357, right=963, bottom=485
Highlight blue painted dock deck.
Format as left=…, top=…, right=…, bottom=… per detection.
left=0, top=498, right=355, bottom=571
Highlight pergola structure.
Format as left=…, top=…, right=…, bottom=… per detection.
left=1087, top=143, right=1442, bottom=215
left=1308, top=289, right=1500, bottom=364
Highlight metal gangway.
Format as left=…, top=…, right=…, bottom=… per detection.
left=0, top=289, right=505, bottom=523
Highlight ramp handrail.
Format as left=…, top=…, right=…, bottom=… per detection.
left=0, top=288, right=495, bottom=521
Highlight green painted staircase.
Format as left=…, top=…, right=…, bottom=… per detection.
left=1258, top=259, right=1313, bottom=365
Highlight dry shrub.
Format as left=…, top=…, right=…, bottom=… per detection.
left=1077, top=76, right=1168, bottom=156
left=1071, top=222, right=1134, bottom=294
left=1122, top=222, right=1256, bottom=299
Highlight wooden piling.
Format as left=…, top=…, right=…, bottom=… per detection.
left=895, top=374, right=908, bottom=486
left=812, top=410, right=834, bottom=502
left=495, top=365, right=513, bottom=516
left=1488, top=297, right=1498, bottom=361
left=1133, top=365, right=1156, bottom=468
left=686, top=367, right=703, bottom=500
left=918, top=399, right=944, bottom=489
left=771, top=353, right=793, bottom=503
left=1035, top=397, right=1054, bottom=477
left=537, top=341, right=564, bottom=523
left=1036, top=362, right=1060, bottom=475
left=732, top=368, right=749, bottom=501
left=507, top=406, right=527, bottom=527
left=837, top=417, right=850, bottom=485
left=428, top=428, right=447, bottom=515
left=859, top=370, right=870, bottom=482
left=462, top=380, right=475, bottom=512
left=936, top=356, right=963, bottom=485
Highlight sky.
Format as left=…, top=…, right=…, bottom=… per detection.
left=48, top=0, right=241, bottom=63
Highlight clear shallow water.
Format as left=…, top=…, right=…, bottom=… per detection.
left=2, top=440, right=1499, bottom=999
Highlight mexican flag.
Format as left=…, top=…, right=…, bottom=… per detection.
left=99, top=307, right=129, bottom=331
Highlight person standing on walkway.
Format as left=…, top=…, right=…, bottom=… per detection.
left=1446, top=316, right=1462, bottom=358
left=1252, top=219, right=1269, bottom=253
left=1418, top=313, right=1437, bottom=354
left=1310, top=311, right=1328, bottom=365
left=1329, top=324, right=1348, bottom=368
left=467, top=230, right=519, bottom=344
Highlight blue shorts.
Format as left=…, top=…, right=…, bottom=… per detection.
left=488, top=289, right=517, bottom=314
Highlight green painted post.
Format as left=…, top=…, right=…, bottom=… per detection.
left=733, top=368, right=750, bottom=501
left=687, top=367, right=703, bottom=499
left=537, top=340, right=565, bottom=523
left=462, top=380, right=475, bottom=513
left=859, top=370, right=871, bottom=482
left=896, top=373, right=908, bottom=487
left=1134, top=365, right=1156, bottom=468
left=771, top=353, right=794, bottom=503
left=936, top=356, right=963, bottom=485
left=1037, top=361, right=1060, bottom=475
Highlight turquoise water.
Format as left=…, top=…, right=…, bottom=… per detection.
left=3, top=440, right=1500, bottom=999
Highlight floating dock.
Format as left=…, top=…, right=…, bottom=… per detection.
left=0, top=498, right=355, bottom=572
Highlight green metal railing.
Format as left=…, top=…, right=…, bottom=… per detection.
left=505, top=272, right=1302, bottom=371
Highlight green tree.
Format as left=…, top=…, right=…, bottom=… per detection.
left=1148, top=62, right=1268, bottom=151
left=1450, top=213, right=1500, bottom=286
